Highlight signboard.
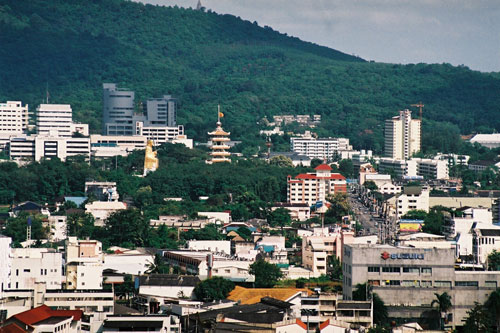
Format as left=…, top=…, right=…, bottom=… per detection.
left=381, top=251, right=424, bottom=260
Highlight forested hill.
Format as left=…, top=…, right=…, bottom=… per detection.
left=1, top=0, right=500, bottom=154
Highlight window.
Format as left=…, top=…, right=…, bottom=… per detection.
left=81, top=273, right=85, bottom=277
left=382, top=267, right=400, bottom=273
left=23, top=269, right=30, bottom=273
left=485, top=281, right=497, bottom=288
left=421, top=280, right=432, bottom=288
left=434, top=281, right=452, bottom=288
left=16, top=269, right=18, bottom=276
left=421, top=267, right=432, bottom=274
left=368, top=266, right=380, bottom=273
left=401, top=280, right=419, bottom=287
left=403, top=267, right=420, bottom=274
left=225, top=269, right=230, bottom=273
left=456, top=281, right=478, bottom=287
left=368, top=280, right=380, bottom=286
left=382, top=280, right=400, bottom=286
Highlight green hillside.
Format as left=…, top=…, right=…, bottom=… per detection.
left=1, top=0, right=499, bottom=154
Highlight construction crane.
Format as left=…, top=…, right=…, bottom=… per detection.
left=411, top=102, right=424, bottom=121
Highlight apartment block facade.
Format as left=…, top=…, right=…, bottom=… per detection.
left=384, top=110, right=421, bottom=160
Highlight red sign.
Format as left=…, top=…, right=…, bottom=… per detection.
left=381, top=251, right=390, bottom=260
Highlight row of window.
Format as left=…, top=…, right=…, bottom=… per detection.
left=368, top=266, right=432, bottom=274
left=368, top=280, right=497, bottom=288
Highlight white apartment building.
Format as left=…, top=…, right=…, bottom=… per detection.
left=36, top=104, right=73, bottom=137
left=384, top=109, right=421, bottom=160
left=65, top=237, right=104, bottom=290
left=474, top=226, right=500, bottom=265
left=136, top=122, right=185, bottom=144
left=9, top=248, right=63, bottom=290
left=395, top=187, right=429, bottom=218
left=0, top=101, right=29, bottom=134
left=290, top=137, right=352, bottom=160
left=414, top=158, right=449, bottom=179
left=9, top=135, right=90, bottom=161
left=378, top=183, right=402, bottom=195
left=0, top=235, right=12, bottom=292
left=287, top=164, right=347, bottom=206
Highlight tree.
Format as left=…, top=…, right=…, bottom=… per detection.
left=146, top=254, right=170, bottom=274
left=325, top=193, right=350, bottom=224
left=422, top=208, right=446, bottom=235
left=326, top=256, right=342, bottom=281
left=487, top=250, right=500, bottom=271
left=269, top=155, right=293, bottom=168
left=67, top=212, right=95, bottom=239
left=364, top=180, right=378, bottom=191
left=104, top=209, right=149, bottom=248
left=431, top=292, right=452, bottom=329
left=463, top=302, right=494, bottom=333
left=267, top=208, right=291, bottom=231
left=310, top=158, right=323, bottom=169
left=352, top=283, right=388, bottom=326
left=236, top=226, right=252, bottom=241
left=338, top=159, right=354, bottom=179
left=4, top=213, right=48, bottom=246
left=249, top=260, right=282, bottom=288
left=401, top=209, right=428, bottom=220
left=193, top=277, right=235, bottom=302
left=115, top=274, right=135, bottom=302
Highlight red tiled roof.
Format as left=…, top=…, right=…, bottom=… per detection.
left=13, top=305, right=83, bottom=326
left=295, top=319, right=307, bottom=329
left=315, top=164, right=332, bottom=171
left=0, top=323, right=27, bottom=333
left=294, top=173, right=345, bottom=180
left=319, top=319, right=330, bottom=331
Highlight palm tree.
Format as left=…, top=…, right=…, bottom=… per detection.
left=431, top=292, right=452, bottom=329
left=146, top=254, right=170, bottom=274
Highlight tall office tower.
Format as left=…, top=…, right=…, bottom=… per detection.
left=36, top=104, right=73, bottom=137
left=146, top=95, right=177, bottom=127
left=384, top=109, right=421, bottom=160
left=0, top=101, right=29, bottom=134
left=102, top=83, right=135, bottom=135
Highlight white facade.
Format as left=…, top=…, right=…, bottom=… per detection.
left=65, top=237, right=103, bottom=290
left=9, top=248, right=63, bottom=290
left=364, top=174, right=391, bottom=188
left=36, top=104, right=73, bottom=137
left=187, top=240, right=231, bottom=254
left=384, top=110, right=421, bottom=160
left=197, top=212, right=231, bottom=224
left=474, top=226, right=500, bottom=265
left=9, top=135, right=90, bottom=161
left=290, top=137, right=352, bottom=160
left=378, top=183, right=402, bottom=195
left=136, top=122, right=186, bottom=145
left=104, top=252, right=154, bottom=276
left=85, top=201, right=127, bottom=226
left=0, top=101, right=29, bottom=134
left=287, top=165, right=347, bottom=206
left=0, top=235, right=12, bottom=292
left=395, top=188, right=430, bottom=218
left=103, top=315, right=180, bottom=333
left=90, top=134, right=147, bottom=158
left=413, top=158, right=449, bottom=179
left=46, top=215, right=67, bottom=242
left=70, top=123, right=89, bottom=136
left=470, top=134, right=500, bottom=149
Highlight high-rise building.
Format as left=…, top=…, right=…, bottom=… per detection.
left=36, top=104, right=73, bottom=137
left=384, top=109, right=421, bottom=160
left=146, top=95, right=176, bottom=127
left=0, top=101, right=29, bottom=134
left=102, top=83, right=135, bottom=135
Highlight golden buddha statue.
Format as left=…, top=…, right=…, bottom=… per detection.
left=143, top=140, right=159, bottom=176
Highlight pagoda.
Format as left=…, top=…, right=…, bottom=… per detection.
left=207, top=106, right=231, bottom=163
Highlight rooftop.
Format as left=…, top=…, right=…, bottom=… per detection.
left=228, top=286, right=310, bottom=305
left=13, top=305, right=82, bottom=326
left=138, top=274, right=200, bottom=287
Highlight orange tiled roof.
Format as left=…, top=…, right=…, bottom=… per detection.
left=228, top=286, right=312, bottom=305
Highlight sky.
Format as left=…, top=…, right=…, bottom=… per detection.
left=137, top=0, right=500, bottom=72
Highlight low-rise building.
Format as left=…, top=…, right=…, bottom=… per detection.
left=85, top=181, right=119, bottom=202
left=136, top=275, right=200, bottom=310
left=290, top=137, right=351, bottom=160
left=186, top=240, right=231, bottom=254
left=102, top=315, right=181, bottom=333
left=162, top=250, right=254, bottom=282
left=44, top=215, right=67, bottom=242
left=85, top=201, right=127, bottom=226
left=0, top=235, right=12, bottom=292
left=395, top=186, right=429, bottom=219
left=9, top=248, right=63, bottom=290
left=3, top=305, right=82, bottom=333
left=272, top=203, right=311, bottom=221
left=470, top=133, right=500, bottom=149
left=103, top=248, right=154, bottom=276
left=9, top=135, right=91, bottom=161
left=288, top=164, right=347, bottom=206
left=342, top=243, right=500, bottom=327
left=65, top=237, right=103, bottom=290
